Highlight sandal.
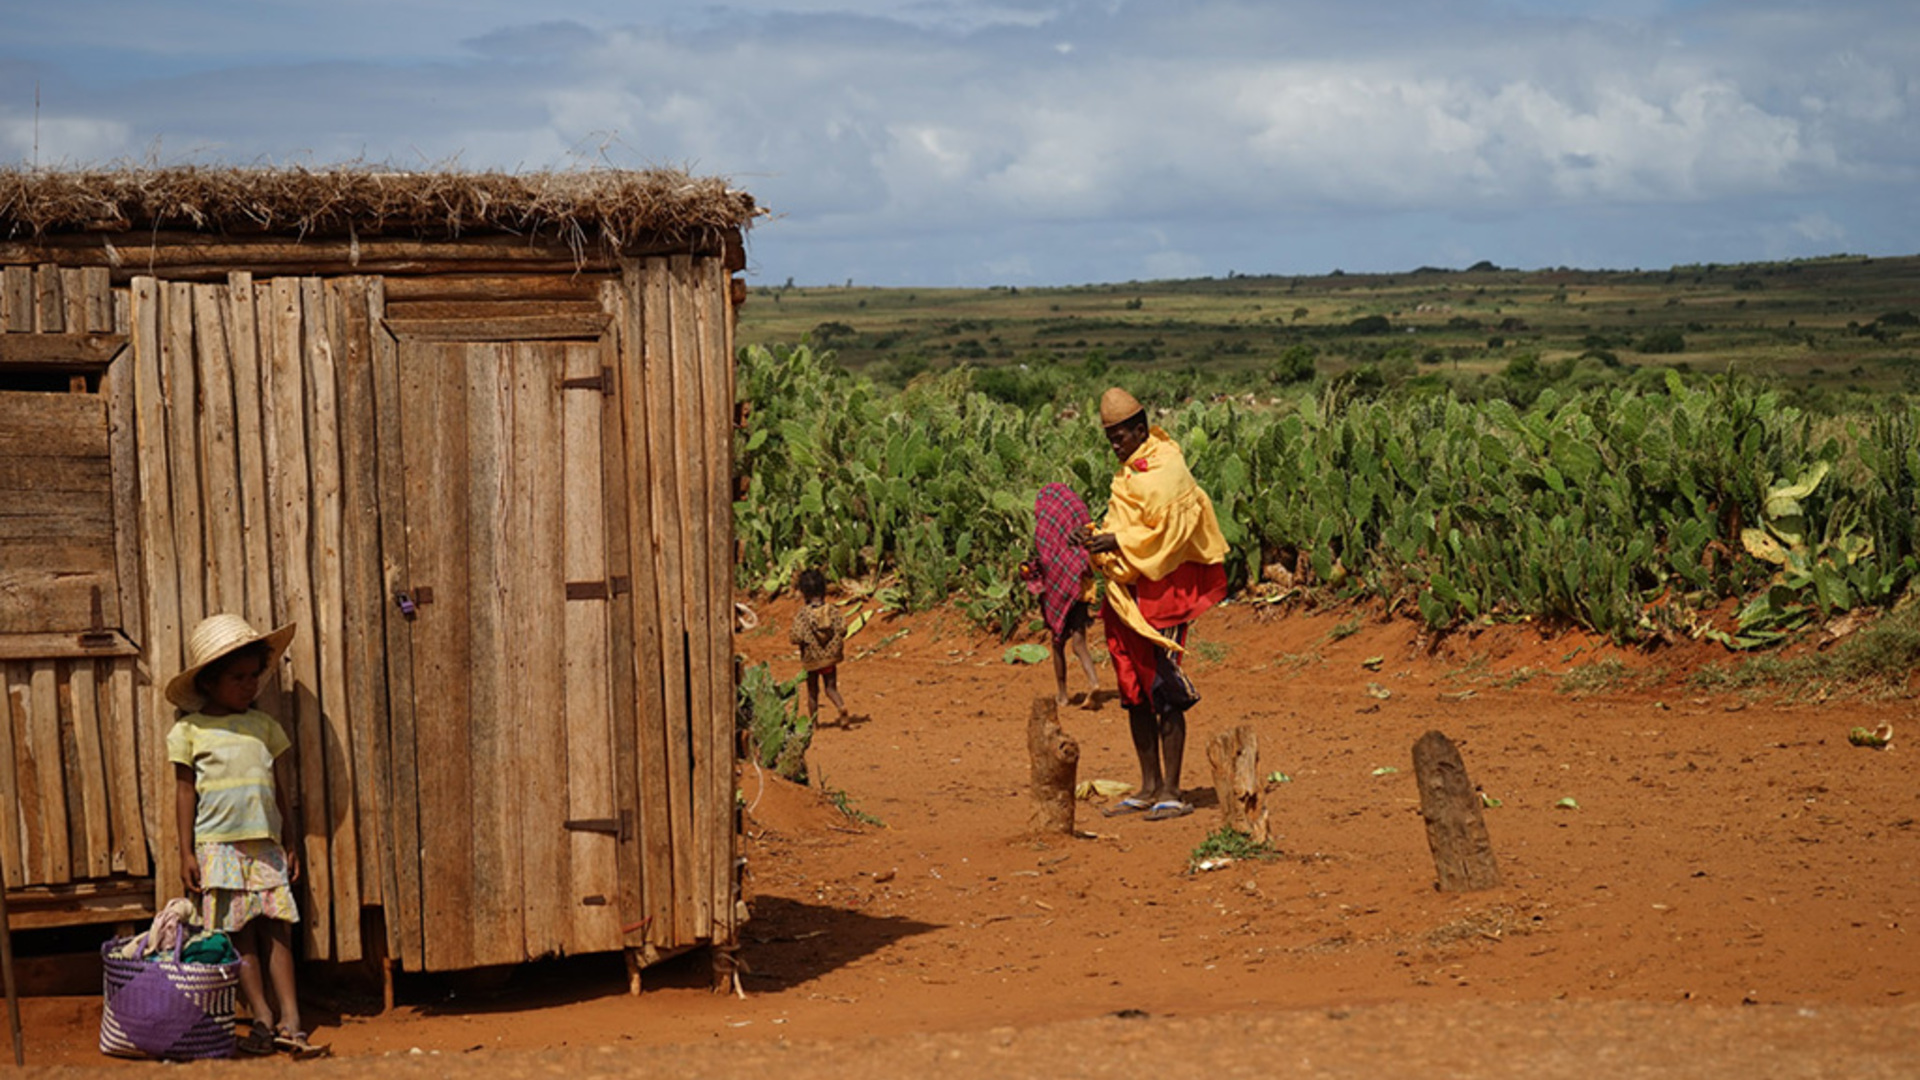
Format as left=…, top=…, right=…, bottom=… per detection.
left=273, top=1029, right=333, bottom=1060
left=1102, top=796, right=1152, bottom=818
left=237, top=1021, right=276, bottom=1056
left=1144, top=800, right=1194, bottom=821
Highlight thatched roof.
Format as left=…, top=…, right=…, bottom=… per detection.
left=0, top=166, right=761, bottom=251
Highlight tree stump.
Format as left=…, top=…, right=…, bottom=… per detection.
left=1412, top=730, right=1500, bottom=891
left=1207, top=725, right=1269, bottom=844
left=1027, top=695, right=1079, bottom=834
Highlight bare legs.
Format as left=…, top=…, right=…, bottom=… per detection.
left=1051, top=627, right=1100, bottom=708
left=232, top=919, right=300, bottom=1037
left=805, top=669, right=846, bottom=724
left=1125, top=703, right=1186, bottom=804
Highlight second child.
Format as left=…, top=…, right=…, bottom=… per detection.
left=788, top=568, right=848, bottom=724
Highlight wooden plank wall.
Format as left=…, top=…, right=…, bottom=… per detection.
left=129, top=273, right=375, bottom=962
left=617, top=256, right=740, bottom=954
left=1, top=264, right=150, bottom=900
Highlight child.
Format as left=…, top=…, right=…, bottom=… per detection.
left=164, top=614, right=327, bottom=1059
left=788, top=569, right=847, bottom=724
left=1026, top=482, right=1102, bottom=709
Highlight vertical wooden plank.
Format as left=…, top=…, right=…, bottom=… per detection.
left=26, top=663, right=68, bottom=883
left=370, top=297, right=424, bottom=970
left=512, top=342, right=569, bottom=957
left=34, top=265, right=64, bottom=333
left=101, top=659, right=147, bottom=875
left=0, top=664, right=24, bottom=888
left=105, top=344, right=140, bottom=643
left=66, top=662, right=113, bottom=878
left=696, top=257, right=739, bottom=941
left=62, top=268, right=89, bottom=336
left=308, top=281, right=361, bottom=961
left=666, top=256, right=715, bottom=939
left=266, top=276, right=332, bottom=959
left=603, top=276, right=653, bottom=955
left=195, top=284, right=246, bottom=617
left=564, top=334, right=619, bottom=953
left=466, top=342, right=524, bottom=967
left=83, top=267, right=113, bottom=333
left=639, top=257, right=695, bottom=945
left=226, top=275, right=276, bottom=649
left=0, top=266, right=32, bottom=331
left=162, top=283, right=206, bottom=640
left=333, top=279, right=385, bottom=911
left=130, top=277, right=183, bottom=906
left=401, top=341, right=475, bottom=971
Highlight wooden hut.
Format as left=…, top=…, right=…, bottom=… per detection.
left=0, top=167, right=757, bottom=987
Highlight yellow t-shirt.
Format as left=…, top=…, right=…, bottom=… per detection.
left=166, top=709, right=291, bottom=844
left=1093, top=427, right=1229, bottom=650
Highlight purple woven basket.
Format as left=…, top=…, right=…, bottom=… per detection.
left=98, top=930, right=241, bottom=1061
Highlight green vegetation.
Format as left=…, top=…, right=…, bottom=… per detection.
left=1190, top=826, right=1279, bottom=867
left=734, top=255, right=1920, bottom=674
left=738, top=662, right=810, bottom=781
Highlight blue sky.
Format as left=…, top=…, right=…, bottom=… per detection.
left=2, top=0, right=1914, bottom=286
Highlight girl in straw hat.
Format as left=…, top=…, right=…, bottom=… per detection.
left=165, top=614, right=326, bottom=1058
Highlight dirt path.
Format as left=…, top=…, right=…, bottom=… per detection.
left=10, top=599, right=1919, bottom=1074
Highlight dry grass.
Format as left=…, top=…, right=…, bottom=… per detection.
left=0, top=165, right=761, bottom=253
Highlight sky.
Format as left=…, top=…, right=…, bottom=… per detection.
left=1, top=0, right=1915, bottom=287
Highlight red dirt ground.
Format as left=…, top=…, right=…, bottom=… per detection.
left=9, top=596, right=1919, bottom=1073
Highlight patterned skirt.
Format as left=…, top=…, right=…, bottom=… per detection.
left=196, top=839, right=300, bottom=931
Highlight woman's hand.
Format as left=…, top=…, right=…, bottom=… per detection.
left=181, top=850, right=203, bottom=893
left=1080, top=531, right=1120, bottom=554
left=284, top=843, right=302, bottom=884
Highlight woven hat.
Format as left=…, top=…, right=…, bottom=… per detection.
left=1099, top=387, right=1144, bottom=427
left=164, top=614, right=297, bottom=711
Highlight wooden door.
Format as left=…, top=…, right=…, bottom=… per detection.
left=389, top=337, right=623, bottom=969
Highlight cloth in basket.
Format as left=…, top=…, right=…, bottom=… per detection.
left=99, top=925, right=241, bottom=1060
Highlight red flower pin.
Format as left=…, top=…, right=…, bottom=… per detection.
left=1130, top=457, right=1150, bottom=472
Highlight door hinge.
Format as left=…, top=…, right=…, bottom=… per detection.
left=561, top=368, right=613, bottom=394
left=563, top=810, right=632, bottom=842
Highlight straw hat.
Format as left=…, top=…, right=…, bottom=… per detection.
left=164, top=614, right=297, bottom=711
left=1099, top=387, right=1144, bottom=427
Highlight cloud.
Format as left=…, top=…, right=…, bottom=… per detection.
left=3, top=0, right=1916, bottom=284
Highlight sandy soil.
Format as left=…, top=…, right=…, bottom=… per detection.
left=9, top=597, right=1919, bottom=1075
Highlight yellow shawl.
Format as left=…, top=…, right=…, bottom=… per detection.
left=1091, top=427, right=1228, bottom=651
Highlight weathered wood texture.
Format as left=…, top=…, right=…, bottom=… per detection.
left=6, top=247, right=744, bottom=973
left=1412, top=730, right=1501, bottom=892
left=1207, top=725, right=1270, bottom=845
left=1026, top=696, right=1080, bottom=835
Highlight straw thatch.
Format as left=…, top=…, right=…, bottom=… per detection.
left=0, top=165, right=761, bottom=252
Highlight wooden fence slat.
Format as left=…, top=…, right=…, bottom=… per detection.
left=639, top=257, right=694, bottom=944
left=308, top=280, right=361, bottom=961
left=564, top=332, right=619, bottom=952
left=35, top=265, right=64, bottom=333
left=667, top=256, right=715, bottom=940
left=403, top=341, right=475, bottom=971
left=334, top=278, right=385, bottom=911
left=0, top=664, right=24, bottom=888
left=0, top=266, right=32, bottom=331
left=102, top=660, right=147, bottom=875
left=105, top=331, right=141, bottom=646
left=130, top=277, right=184, bottom=905
left=603, top=276, right=653, bottom=957
left=514, top=341, right=568, bottom=958
left=162, top=283, right=206, bottom=639
left=67, top=662, right=113, bottom=878
left=83, top=267, right=113, bottom=333
left=466, top=341, right=524, bottom=967
left=371, top=290, right=424, bottom=969
left=62, top=268, right=89, bottom=337
left=696, top=256, right=739, bottom=941
left=226, top=275, right=276, bottom=648
left=194, top=284, right=246, bottom=617
left=266, top=276, right=332, bottom=959
left=27, top=663, right=69, bottom=882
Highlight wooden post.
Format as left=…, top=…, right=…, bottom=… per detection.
left=1208, top=725, right=1269, bottom=845
left=1027, top=696, right=1079, bottom=835
left=1, top=843, right=20, bottom=1065
left=1412, top=730, right=1500, bottom=891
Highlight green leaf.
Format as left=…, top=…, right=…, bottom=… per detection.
left=1003, top=643, right=1050, bottom=664
left=1554, top=797, right=1580, bottom=810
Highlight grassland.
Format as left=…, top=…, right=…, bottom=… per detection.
left=738, top=254, right=1920, bottom=395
